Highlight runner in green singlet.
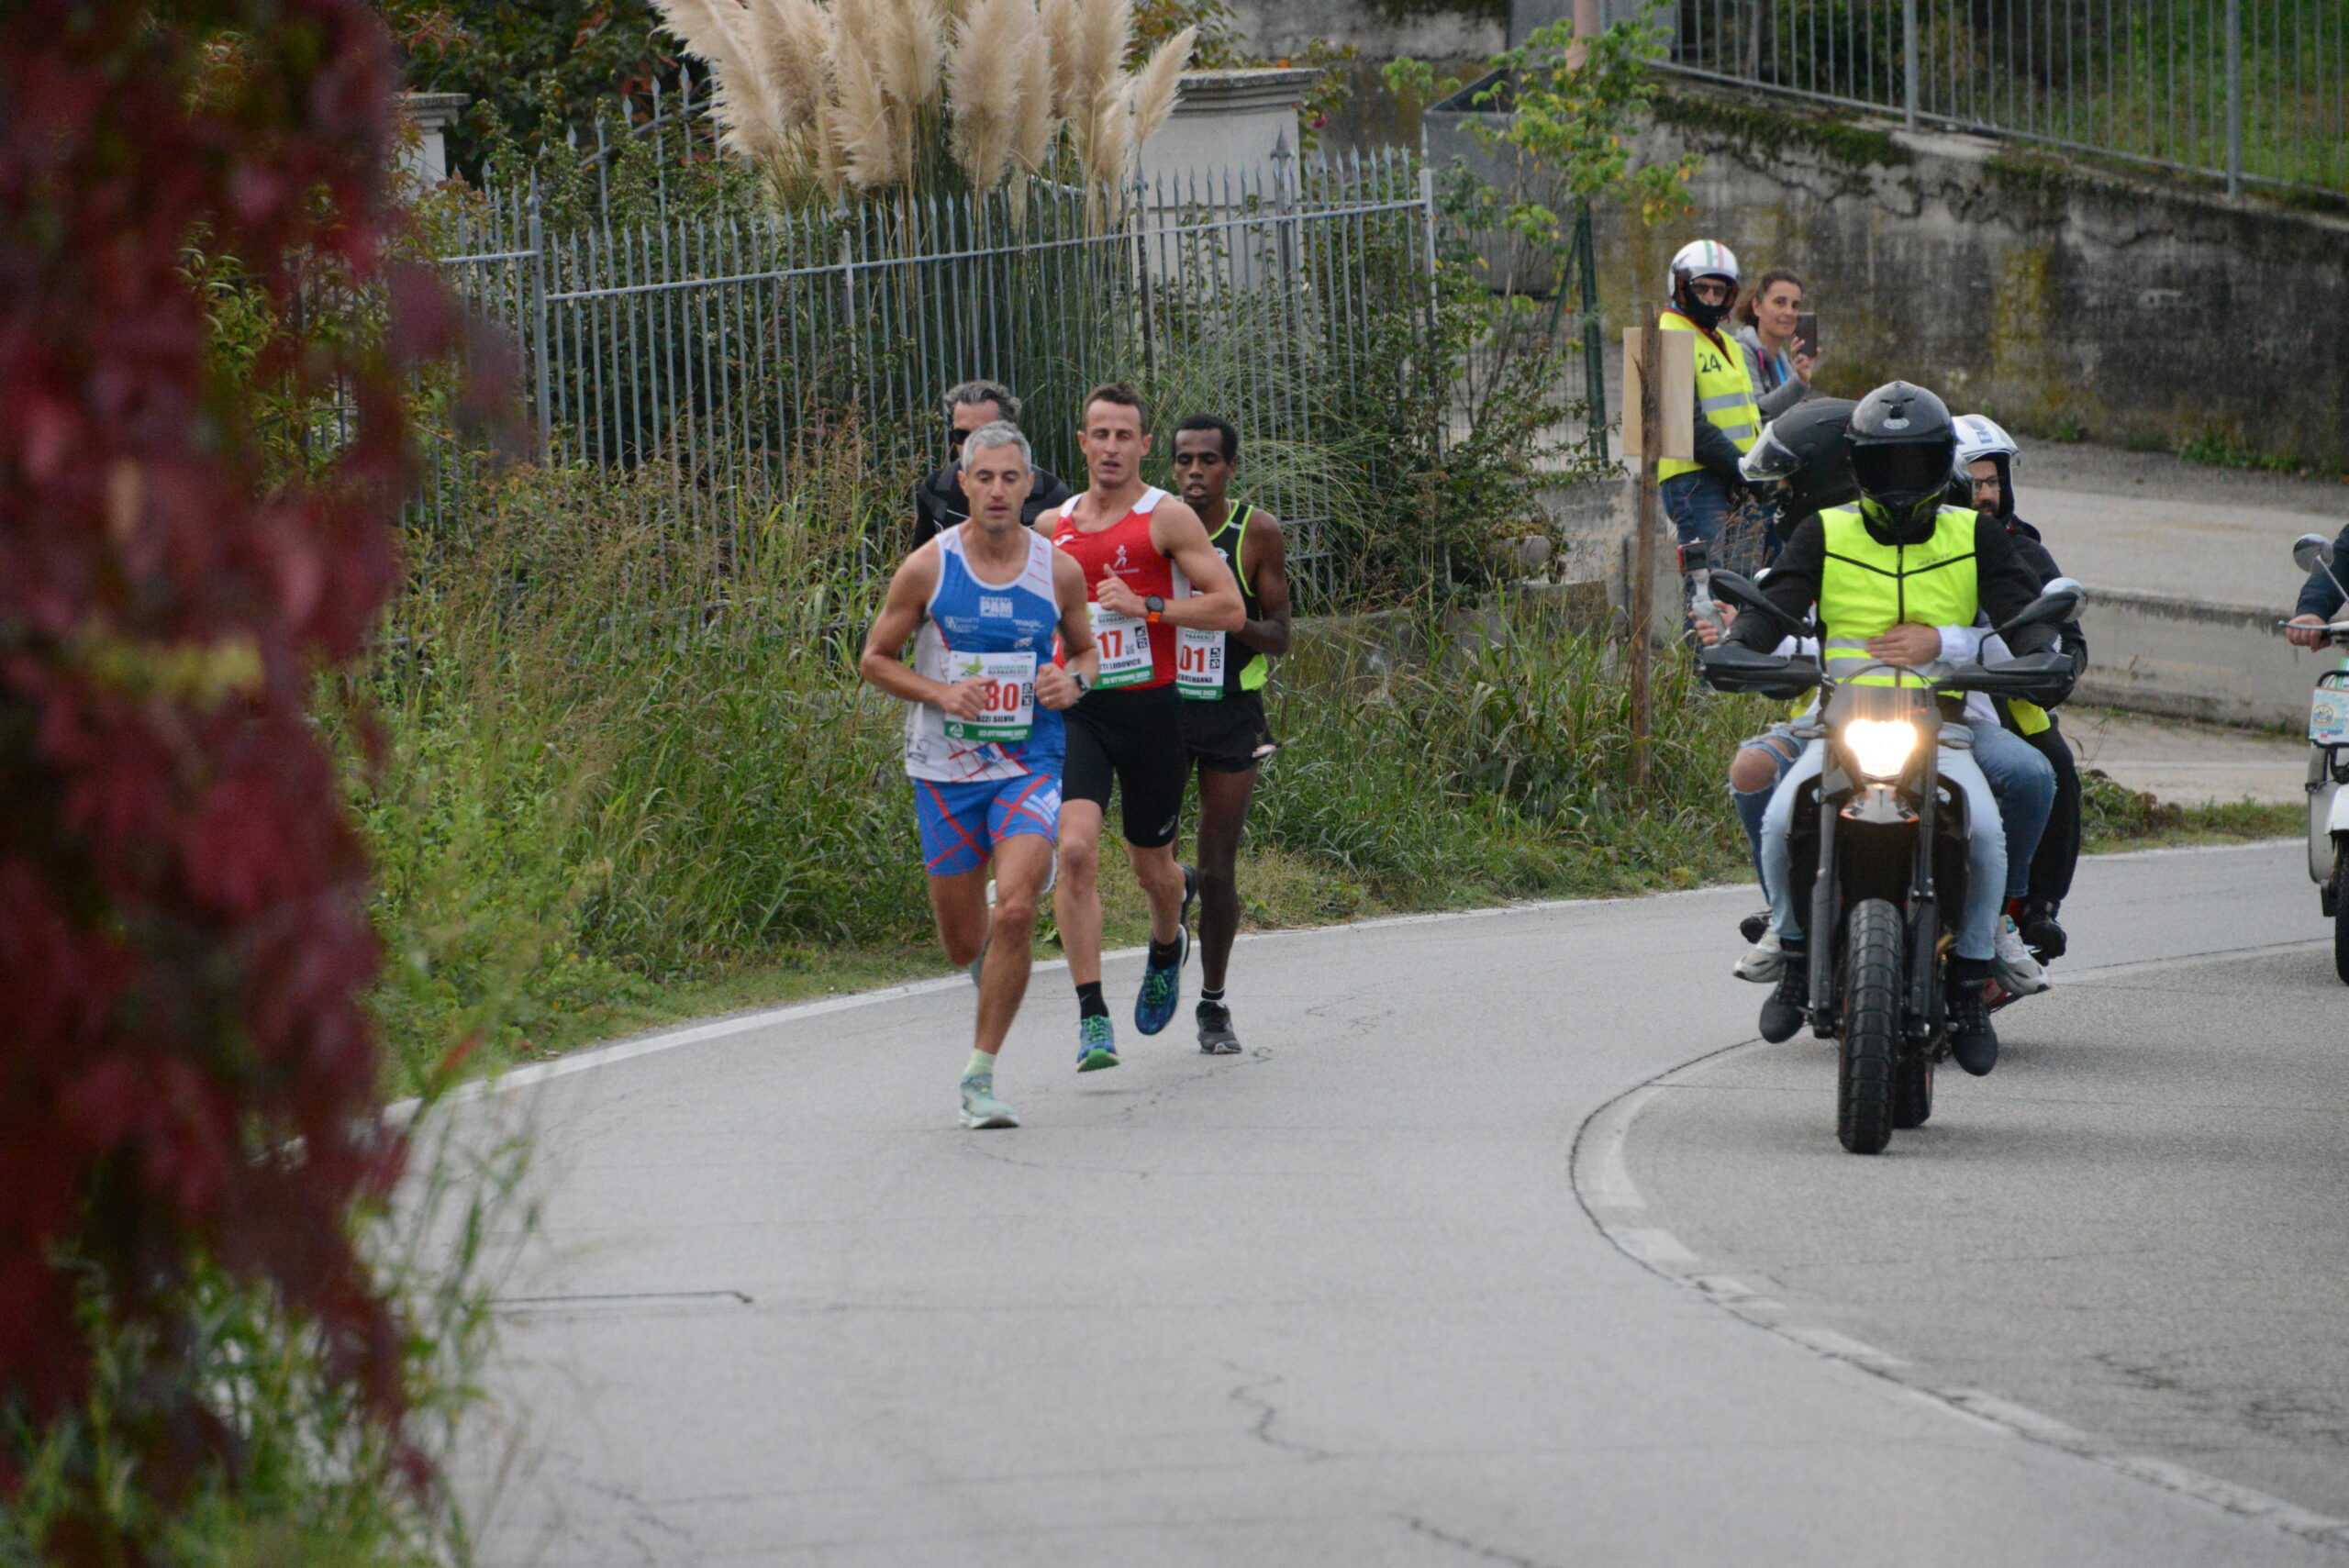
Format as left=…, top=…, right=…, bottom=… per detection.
left=1170, top=415, right=1293, bottom=1055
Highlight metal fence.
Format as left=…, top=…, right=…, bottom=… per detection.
left=1662, top=0, right=2348, bottom=195
left=418, top=145, right=1485, bottom=607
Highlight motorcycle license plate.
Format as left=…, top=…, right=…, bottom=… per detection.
left=2311, top=687, right=2349, bottom=746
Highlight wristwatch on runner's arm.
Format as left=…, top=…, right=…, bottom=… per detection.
left=1144, top=595, right=1165, bottom=625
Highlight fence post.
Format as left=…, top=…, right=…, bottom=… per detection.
left=2223, top=0, right=2243, bottom=196
left=1629, top=299, right=1661, bottom=790
left=527, top=173, right=552, bottom=464
left=1575, top=200, right=1606, bottom=467
left=1901, top=0, right=1920, bottom=128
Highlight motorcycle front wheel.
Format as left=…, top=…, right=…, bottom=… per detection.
left=1838, top=896, right=1902, bottom=1154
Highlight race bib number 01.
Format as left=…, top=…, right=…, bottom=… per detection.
left=1091, top=605, right=1153, bottom=688
left=1177, top=627, right=1225, bottom=700
left=941, top=650, right=1036, bottom=743
left=2311, top=684, right=2349, bottom=747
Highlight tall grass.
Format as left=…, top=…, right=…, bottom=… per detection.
left=358, top=439, right=1767, bottom=1084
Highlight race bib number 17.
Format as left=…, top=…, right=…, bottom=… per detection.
left=1091, top=605, right=1153, bottom=688
left=941, top=650, right=1036, bottom=743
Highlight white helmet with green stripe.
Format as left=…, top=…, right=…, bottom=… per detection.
left=1669, top=239, right=1740, bottom=288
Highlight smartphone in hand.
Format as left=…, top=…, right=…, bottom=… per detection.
left=1793, top=311, right=1820, bottom=361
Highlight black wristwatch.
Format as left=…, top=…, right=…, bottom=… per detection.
left=1070, top=667, right=1089, bottom=695
left=1144, top=594, right=1165, bottom=624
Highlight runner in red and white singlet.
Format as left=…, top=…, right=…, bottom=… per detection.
left=1039, top=384, right=1243, bottom=1072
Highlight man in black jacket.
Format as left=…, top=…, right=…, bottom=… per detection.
left=1952, top=415, right=2087, bottom=962
left=912, top=380, right=1074, bottom=546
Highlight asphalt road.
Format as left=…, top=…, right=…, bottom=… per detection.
left=455, top=840, right=2348, bottom=1566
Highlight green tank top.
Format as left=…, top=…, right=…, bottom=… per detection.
left=1201, top=503, right=1268, bottom=696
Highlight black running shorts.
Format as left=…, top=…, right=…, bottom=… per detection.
left=1180, top=689, right=1276, bottom=774
left=1063, top=684, right=1189, bottom=848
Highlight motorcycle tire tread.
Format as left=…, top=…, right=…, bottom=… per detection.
left=1839, top=897, right=1903, bottom=1155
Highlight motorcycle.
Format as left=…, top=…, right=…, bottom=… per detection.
left=2284, top=532, right=2349, bottom=984
left=1698, top=572, right=2081, bottom=1154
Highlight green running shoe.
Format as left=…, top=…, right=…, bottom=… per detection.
left=959, top=1072, right=1019, bottom=1129
left=1075, top=1013, right=1119, bottom=1072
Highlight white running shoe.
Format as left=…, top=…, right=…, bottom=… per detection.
left=1733, top=925, right=1786, bottom=984
left=1994, top=915, right=2051, bottom=995
left=959, top=1073, right=1019, bottom=1129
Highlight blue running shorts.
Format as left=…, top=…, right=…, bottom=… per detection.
left=913, top=773, right=1063, bottom=877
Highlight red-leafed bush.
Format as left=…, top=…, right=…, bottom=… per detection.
left=0, top=0, right=464, bottom=1542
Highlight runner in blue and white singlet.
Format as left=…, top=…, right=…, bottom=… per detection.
left=903, top=524, right=1067, bottom=794
left=861, top=420, right=1100, bottom=1131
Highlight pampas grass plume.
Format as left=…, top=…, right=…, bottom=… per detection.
left=1126, top=23, right=1191, bottom=148
left=948, top=0, right=1020, bottom=188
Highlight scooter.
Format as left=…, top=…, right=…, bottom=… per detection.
left=1698, top=571, right=2080, bottom=1154
left=2283, top=532, right=2349, bottom=984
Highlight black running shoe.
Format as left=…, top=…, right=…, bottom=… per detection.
left=2018, top=900, right=2067, bottom=962
left=1179, top=862, right=1198, bottom=943
left=1739, top=908, right=1771, bottom=945
left=1196, top=998, right=1241, bottom=1054
left=1947, top=978, right=1999, bottom=1076
left=1759, top=960, right=1809, bottom=1044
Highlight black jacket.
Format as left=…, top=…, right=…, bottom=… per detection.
left=2295, top=520, right=2349, bottom=620
left=2005, top=514, right=2087, bottom=685
left=912, top=460, right=1075, bottom=546
left=1729, top=506, right=2059, bottom=659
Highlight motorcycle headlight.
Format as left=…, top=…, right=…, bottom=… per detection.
left=1842, top=717, right=1920, bottom=781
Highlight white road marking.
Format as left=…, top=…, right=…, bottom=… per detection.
left=1568, top=962, right=2349, bottom=1555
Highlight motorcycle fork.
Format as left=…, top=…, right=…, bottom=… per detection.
left=1809, top=777, right=1840, bottom=1034
left=1904, top=739, right=1943, bottom=1039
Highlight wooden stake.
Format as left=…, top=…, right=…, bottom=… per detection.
left=1630, top=299, right=1661, bottom=790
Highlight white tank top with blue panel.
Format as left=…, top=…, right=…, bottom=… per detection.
left=903, top=525, right=1066, bottom=784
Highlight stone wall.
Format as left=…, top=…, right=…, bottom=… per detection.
left=1590, top=85, right=2349, bottom=472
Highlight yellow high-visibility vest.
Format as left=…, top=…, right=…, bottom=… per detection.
left=1658, top=310, right=1762, bottom=484
left=1815, top=504, right=1981, bottom=688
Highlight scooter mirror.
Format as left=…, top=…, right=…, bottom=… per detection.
left=1990, top=578, right=2086, bottom=642
left=2294, top=533, right=2335, bottom=575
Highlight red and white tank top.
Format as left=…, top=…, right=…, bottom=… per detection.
left=1052, top=486, right=1183, bottom=691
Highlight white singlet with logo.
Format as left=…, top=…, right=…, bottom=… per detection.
left=903, top=527, right=1065, bottom=783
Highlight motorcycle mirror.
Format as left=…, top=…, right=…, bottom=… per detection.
left=1990, top=578, right=2086, bottom=642
left=2294, top=532, right=2336, bottom=575
left=1706, top=570, right=1790, bottom=630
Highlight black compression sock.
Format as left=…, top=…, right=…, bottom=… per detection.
left=1075, top=981, right=1108, bottom=1019
left=1146, top=936, right=1182, bottom=969
left=1199, top=986, right=1227, bottom=1005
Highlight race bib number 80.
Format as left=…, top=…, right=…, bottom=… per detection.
left=941, top=650, right=1036, bottom=743
left=1091, top=605, right=1153, bottom=688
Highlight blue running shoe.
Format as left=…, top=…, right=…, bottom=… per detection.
left=1134, top=925, right=1188, bottom=1036
left=1075, top=1014, right=1119, bottom=1072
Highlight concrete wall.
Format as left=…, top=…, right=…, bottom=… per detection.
left=1590, top=84, right=2349, bottom=473
left=1228, top=0, right=1502, bottom=62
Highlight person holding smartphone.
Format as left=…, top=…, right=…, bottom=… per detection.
left=1733, top=267, right=1820, bottom=419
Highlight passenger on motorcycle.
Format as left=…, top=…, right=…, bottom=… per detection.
left=1723, top=382, right=2063, bottom=1075
left=1950, top=415, right=2088, bottom=962
left=1707, top=401, right=2056, bottom=1001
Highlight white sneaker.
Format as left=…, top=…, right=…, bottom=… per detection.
left=1734, top=926, right=1786, bottom=983
left=1994, top=915, right=2051, bottom=995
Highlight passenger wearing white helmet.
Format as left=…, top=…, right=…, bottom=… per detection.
left=1951, top=415, right=2088, bottom=962
left=1658, top=240, right=1772, bottom=614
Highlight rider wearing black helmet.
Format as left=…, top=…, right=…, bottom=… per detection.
left=1727, top=382, right=2065, bottom=1075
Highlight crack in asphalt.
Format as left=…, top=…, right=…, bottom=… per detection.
left=1225, top=1368, right=1336, bottom=1462
left=1392, top=1513, right=1567, bottom=1567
